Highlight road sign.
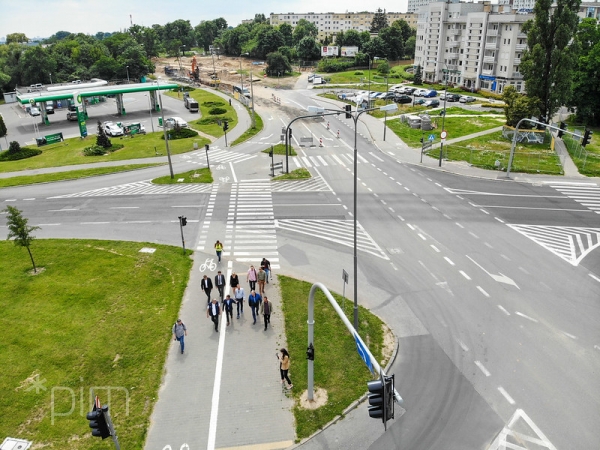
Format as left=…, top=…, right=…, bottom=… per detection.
left=440, top=130, right=448, bottom=139
left=428, top=134, right=435, bottom=141
left=355, top=332, right=373, bottom=373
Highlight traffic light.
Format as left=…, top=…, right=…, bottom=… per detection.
left=288, top=128, right=292, bottom=138
left=306, top=343, right=315, bottom=361
left=557, top=122, right=567, bottom=138
left=86, top=405, right=111, bottom=439
left=582, top=129, right=593, bottom=147
left=223, top=121, right=229, bottom=131
left=367, top=378, right=385, bottom=420
left=345, top=104, right=352, bottom=119
left=179, top=216, right=187, bottom=226
left=205, top=144, right=209, bottom=151
left=269, top=146, right=273, bottom=158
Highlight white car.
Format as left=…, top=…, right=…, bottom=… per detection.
left=29, top=107, right=41, bottom=116
left=103, top=121, right=124, bottom=136
left=459, top=95, right=476, bottom=103
left=165, top=117, right=189, bottom=128
left=414, top=89, right=429, bottom=97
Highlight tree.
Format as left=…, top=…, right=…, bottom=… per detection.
left=96, top=121, right=112, bottom=148
left=404, top=36, right=416, bottom=59
left=163, top=19, right=196, bottom=49
left=334, top=30, right=345, bottom=46
left=293, top=19, right=319, bottom=45
left=8, top=141, right=21, bottom=154
left=296, top=36, right=321, bottom=61
left=414, top=65, right=423, bottom=85
left=379, top=26, right=404, bottom=60
left=520, top=0, right=581, bottom=122
left=6, top=33, right=29, bottom=44
left=18, top=46, right=57, bottom=86
left=266, top=51, right=292, bottom=76
left=195, top=21, right=218, bottom=51
left=0, top=114, right=7, bottom=140
left=254, top=26, right=285, bottom=59
left=362, top=36, right=388, bottom=60
left=343, top=30, right=362, bottom=48
left=279, top=23, right=294, bottom=47
left=392, top=19, right=414, bottom=43
left=502, top=85, right=540, bottom=128
left=571, top=18, right=600, bottom=125
left=377, top=60, right=390, bottom=75
left=4, top=206, right=41, bottom=273
left=370, top=8, right=389, bottom=33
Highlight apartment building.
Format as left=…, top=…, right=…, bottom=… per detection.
left=269, top=11, right=418, bottom=42
left=414, top=1, right=532, bottom=94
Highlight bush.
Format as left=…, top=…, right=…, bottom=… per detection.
left=208, top=107, right=227, bottom=115
left=8, top=141, right=21, bottom=154
left=0, top=147, right=42, bottom=161
left=83, top=145, right=107, bottom=156
left=161, top=128, right=198, bottom=140
left=197, top=116, right=233, bottom=125
left=202, top=101, right=225, bottom=107
left=317, top=58, right=355, bottom=73
left=354, top=71, right=364, bottom=75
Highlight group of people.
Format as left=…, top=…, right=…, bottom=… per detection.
left=206, top=290, right=273, bottom=331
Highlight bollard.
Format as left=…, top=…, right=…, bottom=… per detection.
left=319, top=137, right=323, bottom=147
left=327, top=122, right=330, bottom=130
left=337, top=130, right=340, bottom=139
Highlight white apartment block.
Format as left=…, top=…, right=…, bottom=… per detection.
left=414, top=1, right=532, bottom=94
left=269, top=11, right=418, bottom=42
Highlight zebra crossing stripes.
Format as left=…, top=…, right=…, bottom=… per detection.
left=508, top=224, right=600, bottom=266
left=276, top=219, right=389, bottom=260
left=271, top=176, right=331, bottom=192
left=49, top=180, right=213, bottom=198
left=291, top=152, right=368, bottom=169
left=185, top=148, right=256, bottom=165
left=550, top=184, right=600, bottom=213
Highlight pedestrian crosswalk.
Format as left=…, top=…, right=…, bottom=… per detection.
left=289, top=152, right=369, bottom=169
left=183, top=147, right=257, bottom=166
left=50, top=180, right=214, bottom=198
left=508, top=224, right=600, bottom=266
left=550, top=184, right=600, bottom=214
left=276, top=219, right=389, bottom=260
left=223, top=180, right=280, bottom=269
left=271, top=175, right=331, bottom=192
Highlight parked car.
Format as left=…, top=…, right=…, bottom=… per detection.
left=423, top=90, right=438, bottom=98
left=424, top=99, right=441, bottom=107
left=414, top=98, right=426, bottom=105
left=394, top=94, right=413, bottom=104
left=45, top=104, right=54, bottom=114
left=446, top=93, right=461, bottom=102
left=67, top=111, right=78, bottom=121
left=29, top=107, right=40, bottom=116
left=338, top=92, right=355, bottom=100
left=414, top=89, right=428, bottom=97
left=308, top=74, right=315, bottom=82
left=402, top=87, right=417, bottom=94
left=459, top=95, right=476, bottom=103
left=380, top=92, right=397, bottom=100
left=165, top=117, right=189, bottom=128
left=103, top=121, right=124, bottom=137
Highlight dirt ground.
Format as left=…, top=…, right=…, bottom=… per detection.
left=152, top=55, right=299, bottom=91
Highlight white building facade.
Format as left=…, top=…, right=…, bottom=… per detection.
left=414, top=1, right=532, bottom=94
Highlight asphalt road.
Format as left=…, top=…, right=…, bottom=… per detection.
left=1, top=82, right=599, bottom=450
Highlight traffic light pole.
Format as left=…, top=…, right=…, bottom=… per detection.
left=178, top=216, right=187, bottom=254
left=306, top=282, right=403, bottom=407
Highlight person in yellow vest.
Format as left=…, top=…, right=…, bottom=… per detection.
left=214, top=240, right=224, bottom=263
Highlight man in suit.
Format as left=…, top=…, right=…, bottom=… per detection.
left=201, top=275, right=213, bottom=303
left=215, top=270, right=226, bottom=300
left=206, top=298, right=221, bottom=332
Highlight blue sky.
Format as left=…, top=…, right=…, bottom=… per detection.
left=1, top=0, right=411, bottom=40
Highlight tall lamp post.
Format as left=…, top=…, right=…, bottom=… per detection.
left=374, top=56, right=389, bottom=141
left=305, top=103, right=398, bottom=330
left=428, top=60, right=450, bottom=166
left=126, top=66, right=130, bottom=84
left=239, top=52, right=249, bottom=92
left=156, top=78, right=174, bottom=179
left=49, top=73, right=53, bottom=85
left=146, top=94, right=155, bottom=133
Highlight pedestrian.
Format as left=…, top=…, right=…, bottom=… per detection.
left=257, top=266, right=267, bottom=295
left=247, top=265, right=257, bottom=291
left=223, top=295, right=234, bottom=326
left=215, top=270, right=226, bottom=300
left=234, top=285, right=245, bottom=318
left=206, top=298, right=221, bottom=332
left=172, top=319, right=187, bottom=354
left=278, top=348, right=293, bottom=389
left=214, top=240, right=224, bottom=263
left=261, top=296, right=272, bottom=331
left=201, top=275, right=213, bottom=303
left=248, top=290, right=262, bottom=325
left=230, top=272, right=239, bottom=296
left=261, top=258, right=271, bottom=283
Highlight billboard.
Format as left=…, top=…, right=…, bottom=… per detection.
left=321, top=46, right=339, bottom=57
left=341, top=46, right=359, bottom=57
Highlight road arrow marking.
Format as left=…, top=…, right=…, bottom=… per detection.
left=466, top=255, right=519, bottom=289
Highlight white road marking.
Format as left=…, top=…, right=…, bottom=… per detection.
left=475, top=360, right=491, bottom=377
left=476, top=286, right=490, bottom=297
left=469, top=231, right=479, bottom=239
left=444, top=257, right=454, bottom=265
left=516, top=311, right=538, bottom=323
left=466, top=255, right=519, bottom=289
left=418, top=233, right=426, bottom=240
left=455, top=338, right=469, bottom=352
left=80, top=221, right=110, bottom=224
left=430, top=245, right=440, bottom=252
left=495, top=217, right=505, bottom=223
left=562, top=331, right=577, bottom=340
left=498, top=386, right=516, bottom=405
left=497, top=305, right=510, bottom=315
left=589, top=274, right=600, bottom=283
left=407, top=224, right=415, bottom=231
left=48, top=208, right=78, bottom=211
left=38, top=223, right=61, bottom=226
left=455, top=222, right=464, bottom=228
left=110, top=206, right=140, bottom=209
left=460, top=270, right=471, bottom=280
left=23, top=198, right=35, bottom=200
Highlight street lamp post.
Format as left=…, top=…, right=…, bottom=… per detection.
left=249, top=70, right=256, bottom=128
left=146, top=94, right=155, bottom=133
left=126, top=66, right=130, bottom=84
left=156, top=78, right=174, bottom=179
left=427, top=60, right=450, bottom=166
left=49, top=73, right=52, bottom=85
left=303, top=103, right=398, bottom=330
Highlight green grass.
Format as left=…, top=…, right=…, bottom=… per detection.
left=165, top=88, right=238, bottom=138
left=0, top=239, right=193, bottom=449
left=562, top=127, right=600, bottom=177
left=278, top=276, right=386, bottom=440
left=152, top=167, right=213, bottom=184
left=436, top=130, right=563, bottom=175
left=0, top=164, right=163, bottom=188
left=231, top=109, right=264, bottom=146
left=273, top=168, right=311, bottom=180
left=0, top=132, right=209, bottom=174
left=262, top=143, right=297, bottom=156
left=387, top=115, right=505, bottom=147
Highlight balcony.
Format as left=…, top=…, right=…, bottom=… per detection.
left=512, top=72, right=523, bottom=79
left=487, top=29, right=498, bottom=36
left=515, top=44, right=527, bottom=51
left=483, top=56, right=496, bottom=64
left=481, top=69, right=494, bottom=76
left=517, top=32, right=527, bottom=39
left=485, top=41, right=498, bottom=50
left=513, top=57, right=521, bottom=64
left=447, top=29, right=462, bottom=35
